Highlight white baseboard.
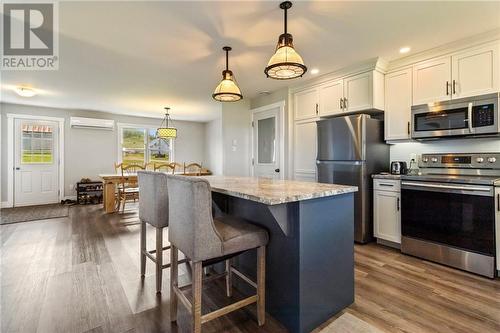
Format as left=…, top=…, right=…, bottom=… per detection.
left=1, top=201, right=13, bottom=209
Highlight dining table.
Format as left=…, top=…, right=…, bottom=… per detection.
left=98, top=170, right=212, bottom=213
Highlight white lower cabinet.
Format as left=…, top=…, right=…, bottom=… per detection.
left=373, top=179, right=401, bottom=244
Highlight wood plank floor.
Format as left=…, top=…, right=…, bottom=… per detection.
left=1, top=204, right=499, bottom=333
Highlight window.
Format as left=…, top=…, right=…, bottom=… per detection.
left=21, top=124, right=53, bottom=164
left=119, top=125, right=173, bottom=164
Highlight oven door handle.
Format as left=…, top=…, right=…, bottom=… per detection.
left=401, top=181, right=493, bottom=196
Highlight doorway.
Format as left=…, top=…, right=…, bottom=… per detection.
left=251, top=101, right=285, bottom=179
left=6, top=114, right=65, bottom=207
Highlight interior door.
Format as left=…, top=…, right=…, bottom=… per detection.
left=252, top=107, right=282, bottom=179
left=14, top=118, right=59, bottom=206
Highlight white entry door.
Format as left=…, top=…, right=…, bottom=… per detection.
left=14, top=118, right=60, bottom=206
left=252, top=105, right=282, bottom=179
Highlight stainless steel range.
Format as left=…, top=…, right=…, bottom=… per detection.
left=401, top=152, right=500, bottom=278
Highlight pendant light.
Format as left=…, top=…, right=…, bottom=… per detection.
left=212, top=46, right=243, bottom=102
left=156, top=107, right=177, bottom=139
left=264, top=1, right=307, bottom=80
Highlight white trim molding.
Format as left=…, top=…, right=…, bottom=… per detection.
left=6, top=113, right=65, bottom=207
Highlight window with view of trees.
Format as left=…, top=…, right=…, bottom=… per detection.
left=120, top=127, right=173, bottom=164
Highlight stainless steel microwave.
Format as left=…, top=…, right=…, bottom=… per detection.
left=411, top=93, right=499, bottom=139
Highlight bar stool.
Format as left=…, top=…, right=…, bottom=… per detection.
left=167, top=175, right=268, bottom=332
left=137, top=171, right=187, bottom=294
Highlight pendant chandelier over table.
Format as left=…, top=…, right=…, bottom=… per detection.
left=156, top=107, right=177, bottom=139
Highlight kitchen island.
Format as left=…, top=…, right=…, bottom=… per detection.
left=200, top=176, right=358, bottom=333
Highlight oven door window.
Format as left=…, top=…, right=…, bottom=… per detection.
left=401, top=189, right=495, bottom=255
left=414, top=108, right=468, bottom=132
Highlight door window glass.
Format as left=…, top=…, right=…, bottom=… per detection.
left=257, top=117, right=276, bottom=164
left=21, top=124, right=53, bottom=164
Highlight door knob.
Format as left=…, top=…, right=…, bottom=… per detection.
left=15, top=167, right=20, bottom=170
left=274, top=168, right=280, bottom=173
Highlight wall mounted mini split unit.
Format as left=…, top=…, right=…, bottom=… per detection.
left=70, top=117, right=114, bottom=130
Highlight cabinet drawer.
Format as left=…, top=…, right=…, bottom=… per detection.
left=373, top=179, right=400, bottom=192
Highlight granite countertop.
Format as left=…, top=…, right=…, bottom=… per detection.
left=199, top=176, right=358, bottom=205
left=372, top=173, right=402, bottom=180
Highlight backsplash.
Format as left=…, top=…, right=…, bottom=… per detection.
left=389, top=137, right=500, bottom=165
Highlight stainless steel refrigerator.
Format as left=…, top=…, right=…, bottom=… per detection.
left=316, top=114, right=389, bottom=243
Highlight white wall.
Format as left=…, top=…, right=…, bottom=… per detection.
left=390, top=138, right=500, bottom=167
left=221, top=100, right=251, bottom=176
left=204, top=118, right=223, bottom=175
left=1, top=102, right=206, bottom=200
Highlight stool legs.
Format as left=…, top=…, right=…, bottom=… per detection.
left=192, top=261, right=203, bottom=333
left=225, top=259, right=232, bottom=297
left=156, top=227, right=163, bottom=294
left=257, top=246, right=266, bottom=326
left=170, top=245, right=178, bottom=323
left=140, top=221, right=146, bottom=277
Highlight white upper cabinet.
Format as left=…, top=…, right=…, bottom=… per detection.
left=385, top=68, right=412, bottom=141
left=294, top=88, right=319, bottom=121
left=319, top=79, right=344, bottom=116
left=412, top=56, right=452, bottom=105
left=452, top=44, right=499, bottom=99
left=293, top=70, right=385, bottom=121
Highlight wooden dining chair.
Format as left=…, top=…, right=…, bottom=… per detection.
left=144, top=162, right=155, bottom=171
left=117, top=163, right=145, bottom=212
left=154, top=162, right=175, bottom=173
left=169, top=162, right=182, bottom=174
left=184, top=162, right=203, bottom=176
left=114, top=162, right=123, bottom=173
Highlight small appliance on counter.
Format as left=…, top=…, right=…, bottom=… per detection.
left=390, top=161, right=408, bottom=175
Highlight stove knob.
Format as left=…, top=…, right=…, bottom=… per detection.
left=476, top=157, right=484, bottom=163
left=487, top=157, right=497, bottom=163
left=422, top=157, right=429, bottom=163
left=431, top=157, right=438, bottom=163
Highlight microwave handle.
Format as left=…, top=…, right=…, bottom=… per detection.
left=467, top=102, right=473, bottom=133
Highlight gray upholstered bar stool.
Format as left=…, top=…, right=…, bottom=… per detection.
left=137, top=171, right=187, bottom=294
left=167, top=175, right=269, bottom=333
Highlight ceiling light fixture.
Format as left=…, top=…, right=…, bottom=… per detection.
left=14, top=86, right=37, bottom=97
left=264, top=1, right=307, bottom=80
left=212, top=46, right=243, bottom=102
left=399, top=46, right=411, bottom=54
left=310, top=68, right=319, bottom=75
left=156, top=107, right=177, bottom=139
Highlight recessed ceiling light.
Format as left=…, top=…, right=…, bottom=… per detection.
left=14, top=86, right=37, bottom=97
left=399, top=46, right=411, bottom=54
left=310, top=68, right=319, bottom=75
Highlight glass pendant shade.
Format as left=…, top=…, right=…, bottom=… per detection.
left=265, top=1, right=307, bottom=80
left=212, top=46, right=243, bottom=102
left=156, top=107, right=177, bottom=139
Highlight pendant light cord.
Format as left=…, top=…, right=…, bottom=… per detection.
left=225, top=49, right=229, bottom=71
left=284, top=6, right=287, bottom=34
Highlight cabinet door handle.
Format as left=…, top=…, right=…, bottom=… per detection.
left=340, top=98, right=343, bottom=109
left=344, top=98, right=348, bottom=109
left=497, top=193, right=500, bottom=211
left=407, top=121, right=410, bottom=135
left=453, top=80, right=456, bottom=94
left=315, top=103, right=319, bottom=115
left=397, top=197, right=400, bottom=211
left=446, top=81, right=449, bottom=95
left=379, top=183, right=394, bottom=187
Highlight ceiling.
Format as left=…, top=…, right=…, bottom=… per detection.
left=2, top=1, right=500, bottom=122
